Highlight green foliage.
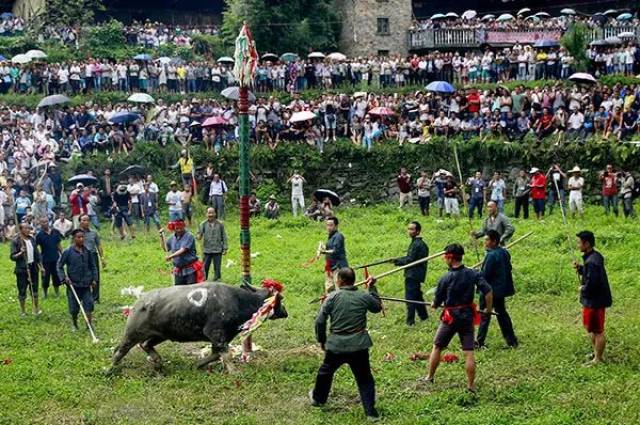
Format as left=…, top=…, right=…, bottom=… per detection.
left=38, top=0, right=105, bottom=28
left=191, top=34, right=230, bottom=59
left=79, top=20, right=130, bottom=60
left=222, top=0, right=341, bottom=54
left=561, top=22, right=589, bottom=72
left=0, top=35, right=39, bottom=56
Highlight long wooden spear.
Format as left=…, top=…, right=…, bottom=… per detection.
left=353, top=257, right=397, bottom=270
left=378, top=296, right=500, bottom=315
left=470, top=231, right=534, bottom=269
left=452, top=143, right=481, bottom=262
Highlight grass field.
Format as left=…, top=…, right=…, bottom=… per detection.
left=1, top=203, right=639, bottom=425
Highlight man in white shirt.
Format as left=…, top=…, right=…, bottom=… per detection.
left=567, top=108, right=584, bottom=141
left=53, top=211, right=73, bottom=238
left=567, top=166, right=585, bottom=218
left=287, top=171, right=306, bottom=216
left=146, top=175, right=159, bottom=193
left=208, top=174, right=227, bottom=219
left=165, top=181, right=183, bottom=221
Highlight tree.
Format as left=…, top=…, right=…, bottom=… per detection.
left=33, top=0, right=105, bottom=28
left=561, top=22, right=589, bottom=72
left=222, top=0, right=341, bottom=55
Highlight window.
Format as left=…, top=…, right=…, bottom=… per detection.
left=377, top=18, right=390, bottom=35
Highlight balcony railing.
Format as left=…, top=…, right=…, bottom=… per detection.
left=408, top=25, right=639, bottom=50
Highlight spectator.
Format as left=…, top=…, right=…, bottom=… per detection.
left=264, top=195, right=280, bottom=219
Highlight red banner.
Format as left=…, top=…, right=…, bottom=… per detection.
left=483, top=30, right=562, bottom=44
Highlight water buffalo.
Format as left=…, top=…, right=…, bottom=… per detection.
left=112, top=282, right=287, bottom=369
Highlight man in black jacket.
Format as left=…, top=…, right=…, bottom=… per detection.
left=10, top=223, right=41, bottom=316
left=394, top=221, right=429, bottom=326
left=574, top=230, right=612, bottom=366
left=475, top=230, right=518, bottom=349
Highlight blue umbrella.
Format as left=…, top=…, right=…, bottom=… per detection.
left=133, top=53, right=153, bottom=61
left=109, top=112, right=141, bottom=125
left=534, top=40, right=559, bottom=48
left=0, top=55, right=5, bottom=61
left=1, top=12, right=14, bottom=19
left=425, top=81, right=455, bottom=93
left=617, top=13, right=632, bottom=21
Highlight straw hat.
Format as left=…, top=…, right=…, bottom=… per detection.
left=529, top=167, right=540, bottom=174
left=570, top=166, right=582, bottom=173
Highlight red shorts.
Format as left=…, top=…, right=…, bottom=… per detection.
left=582, top=307, right=606, bottom=334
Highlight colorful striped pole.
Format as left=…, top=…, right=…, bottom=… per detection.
left=238, top=86, right=251, bottom=285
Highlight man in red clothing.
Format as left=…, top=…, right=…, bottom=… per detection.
left=69, top=183, right=88, bottom=229
left=466, top=89, right=481, bottom=117
left=599, top=164, right=619, bottom=217
left=529, top=168, right=547, bottom=220
left=535, top=108, right=554, bottom=140
left=397, top=168, right=413, bottom=209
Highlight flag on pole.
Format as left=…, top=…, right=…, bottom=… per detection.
left=233, top=23, right=258, bottom=88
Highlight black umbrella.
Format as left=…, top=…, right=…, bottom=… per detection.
left=119, top=165, right=146, bottom=177
left=314, top=189, right=340, bottom=206
left=67, top=174, right=98, bottom=187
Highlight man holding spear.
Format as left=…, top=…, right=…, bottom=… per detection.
left=10, top=222, right=41, bottom=316
left=393, top=221, right=429, bottom=326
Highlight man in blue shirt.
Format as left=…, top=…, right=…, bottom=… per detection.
left=35, top=218, right=62, bottom=298
left=321, top=216, right=348, bottom=293
left=57, top=229, right=98, bottom=331
left=164, top=219, right=201, bottom=285
left=467, top=171, right=486, bottom=219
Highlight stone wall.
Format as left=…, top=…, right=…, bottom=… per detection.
left=337, top=0, right=412, bottom=57
left=12, top=0, right=46, bottom=20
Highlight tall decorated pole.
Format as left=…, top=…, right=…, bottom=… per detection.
left=233, top=23, right=258, bottom=286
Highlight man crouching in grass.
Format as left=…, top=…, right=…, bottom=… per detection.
left=574, top=230, right=612, bottom=366
left=310, top=267, right=382, bottom=421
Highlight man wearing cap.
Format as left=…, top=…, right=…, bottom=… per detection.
left=574, top=230, right=612, bottom=365
left=568, top=166, right=585, bottom=218
left=197, top=207, right=228, bottom=281
left=69, top=183, right=88, bottom=229
left=164, top=219, right=203, bottom=285
left=264, top=195, right=280, bottom=220
left=529, top=167, right=547, bottom=220
left=165, top=181, right=183, bottom=221
left=57, top=228, right=98, bottom=331
left=422, top=244, right=492, bottom=393
left=471, top=201, right=515, bottom=245
left=112, top=184, right=135, bottom=240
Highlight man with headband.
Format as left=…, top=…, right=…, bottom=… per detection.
left=163, top=219, right=204, bottom=285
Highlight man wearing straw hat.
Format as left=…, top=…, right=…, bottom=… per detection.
left=568, top=166, right=585, bottom=218
left=57, top=228, right=97, bottom=332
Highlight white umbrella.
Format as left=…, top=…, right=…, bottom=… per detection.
left=561, top=8, right=576, bottom=15
left=430, top=13, right=446, bottom=20
left=289, top=111, right=316, bottom=123
left=327, top=52, right=347, bottom=61
left=221, top=86, right=257, bottom=102
left=25, top=49, right=47, bottom=59
left=605, top=36, right=622, bottom=45
left=37, top=94, right=71, bottom=108
left=461, top=10, right=477, bottom=20
left=156, top=57, right=172, bottom=64
left=11, top=54, right=31, bottom=64
left=603, top=9, right=617, bottom=16
left=496, top=13, right=515, bottom=22
left=217, top=56, right=235, bottom=64
left=517, top=8, right=531, bottom=16
left=534, top=12, right=551, bottom=18
left=127, top=93, right=155, bottom=104
left=568, top=72, right=597, bottom=84
left=524, top=16, right=541, bottom=22
left=445, top=12, right=459, bottom=18
left=353, top=91, right=367, bottom=98
left=481, top=14, right=495, bottom=21
left=308, top=52, right=325, bottom=59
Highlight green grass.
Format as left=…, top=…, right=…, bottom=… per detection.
left=1, top=203, right=639, bottom=424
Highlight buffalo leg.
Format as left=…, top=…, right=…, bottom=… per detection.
left=196, top=329, right=227, bottom=369
left=112, top=337, right=139, bottom=365
left=139, top=337, right=165, bottom=364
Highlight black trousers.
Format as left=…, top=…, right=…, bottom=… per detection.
left=514, top=196, right=529, bottom=219
left=312, top=349, right=378, bottom=417
left=405, top=278, right=428, bottom=325
left=174, top=272, right=197, bottom=286
left=203, top=253, right=222, bottom=281
left=476, top=296, right=518, bottom=347
left=41, top=261, right=61, bottom=291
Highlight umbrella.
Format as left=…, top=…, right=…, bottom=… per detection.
left=496, top=13, right=515, bottom=22
left=37, top=94, right=70, bottom=108
left=605, top=36, right=622, bottom=45
left=128, top=93, right=155, bottom=103
left=327, top=52, right=347, bottom=61
left=261, top=53, right=278, bottom=61
left=569, top=73, right=597, bottom=84
left=289, top=111, right=317, bottom=123
left=1, top=12, right=14, bottom=18
left=617, top=13, right=633, bottom=21
left=11, top=54, right=31, bottom=64
left=461, top=10, right=477, bottom=20
left=280, top=52, right=299, bottom=63
left=481, top=14, right=495, bottom=21
left=561, top=8, right=576, bottom=15
left=430, top=13, right=446, bottom=20
left=589, top=39, right=608, bottom=47
left=313, top=189, right=340, bottom=206
left=603, top=9, right=617, bottom=16
left=108, top=112, right=141, bottom=125
left=524, top=16, right=541, bottom=23
left=534, top=12, right=551, bottom=18
left=156, top=56, right=172, bottom=64
left=67, top=174, right=98, bottom=187
left=221, top=86, right=257, bottom=102
left=133, top=53, right=153, bottom=61
left=202, top=116, right=228, bottom=127
left=445, top=12, right=459, bottom=18
left=0, top=55, right=4, bottom=61
left=534, top=40, right=559, bottom=48
left=308, top=52, right=325, bottom=59
left=368, top=106, right=396, bottom=116
left=425, top=80, right=455, bottom=93
left=26, top=49, right=47, bottom=60
left=517, top=8, right=531, bottom=16
left=217, top=56, right=234, bottom=64
left=119, top=165, right=145, bottom=177
left=618, top=32, right=636, bottom=39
